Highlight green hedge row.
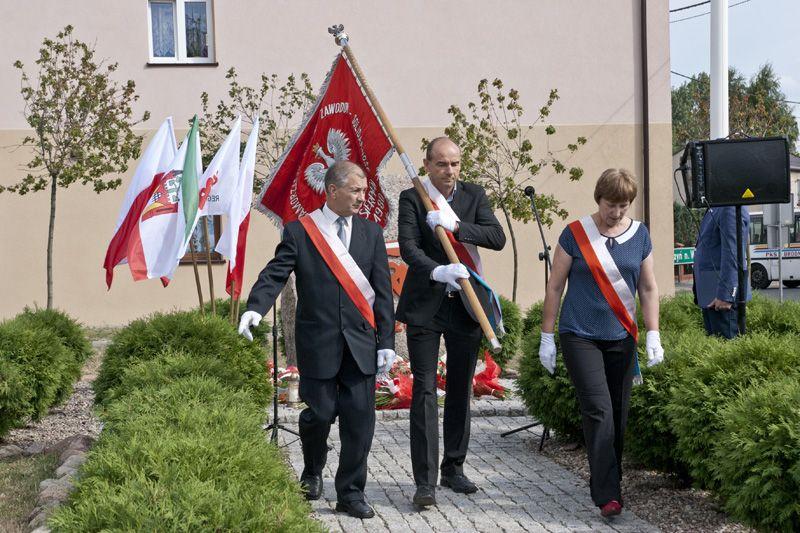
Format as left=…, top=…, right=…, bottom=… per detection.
left=0, top=308, right=91, bottom=437
left=517, top=292, right=800, bottom=531
left=49, top=376, right=322, bottom=532
left=93, top=310, right=270, bottom=407
left=49, top=309, right=319, bottom=531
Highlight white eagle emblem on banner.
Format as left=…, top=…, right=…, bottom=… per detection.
left=304, top=128, right=351, bottom=193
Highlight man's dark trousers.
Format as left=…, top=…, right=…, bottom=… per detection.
left=408, top=294, right=482, bottom=487
left=299, top=341, right=376, bottom=502
left=702, top=307, right=739, bottom=339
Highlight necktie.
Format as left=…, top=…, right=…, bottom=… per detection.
left=336, top=217, right=347, bottom=247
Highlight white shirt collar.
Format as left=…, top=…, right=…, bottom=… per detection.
left=321, top=203, right=352, bottom=226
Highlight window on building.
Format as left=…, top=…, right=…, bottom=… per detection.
left=180, top=216, right=225, bottom=264
left=148, top=0, right=215, bottom=64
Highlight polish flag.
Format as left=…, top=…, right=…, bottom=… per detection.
left=217, top=118, right=259, bottom=299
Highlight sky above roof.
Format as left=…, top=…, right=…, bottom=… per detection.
left=670, top=0, right=800, bottom=129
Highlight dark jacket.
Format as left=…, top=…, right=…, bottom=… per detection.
left=246, top=213, right=395, bottom=379
left=395, top=181, right=506, bottom=326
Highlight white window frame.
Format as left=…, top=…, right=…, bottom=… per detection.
left=147, top=0, right=216, bottom=64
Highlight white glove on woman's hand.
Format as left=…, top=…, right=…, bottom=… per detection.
left=238, top=311, right=263, bottom=342
left=431, top=264, right=470, bottom=291
left=376, top=349, right=397, bottom=374
left=645, top=330, right=664, bottom=367
left=539, top=332, right=557, bottom=375
left=426, top=210, right=458, bottom=233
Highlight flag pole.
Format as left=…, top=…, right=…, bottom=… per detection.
left=202, top=217, right=216, bottom=314
left=229, top=273, right=237, bottom=325
left=328, top=24, right=501, bottom=353
left=189, top=238, right=205, bottom=314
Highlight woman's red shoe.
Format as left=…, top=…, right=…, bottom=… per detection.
left=600, top=500, right=622, bottom=517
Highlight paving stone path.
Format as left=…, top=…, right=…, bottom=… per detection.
left=276, top=395, right=659, bottom=532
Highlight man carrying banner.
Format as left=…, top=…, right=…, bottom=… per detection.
left=239, top=161, right=395, bottom=519
left=396, top=137, right=506, bottom=507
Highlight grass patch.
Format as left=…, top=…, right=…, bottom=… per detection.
left=0, top=453, right=58, bottom=533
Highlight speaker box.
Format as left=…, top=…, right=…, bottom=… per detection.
left=680, top=136, right=790, bottom=208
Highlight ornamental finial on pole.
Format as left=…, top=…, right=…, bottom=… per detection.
left=327, top=24, right=349, bottom=47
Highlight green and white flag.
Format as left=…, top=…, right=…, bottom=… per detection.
left=177, top=115, right=204, bottom=258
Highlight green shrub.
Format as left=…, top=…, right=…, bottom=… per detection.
left=94, top=311, right=269, bottom=407
left=479, top=295, right=522, bottom=370
left=712, top=377, right=800, bottom=532
left=626, top=330, right=721, bottom=476
left=516, top=303, right=583, bottom=442
left=667, top=332, right=800, bottom=488
left=49, top=377, right=322, bottom=532
left=16, top=307, right=92, bottom=403
left=651, top=291, right=703, bottom=333
left=104, top=348, right=268, bottom=406
left=202, top=298, right=271, bottom=346
left=746, top=293, right=800, bottom=335
left=0, top=320, right=72, bottom=436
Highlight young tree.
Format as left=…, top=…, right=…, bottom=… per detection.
left=200, top=69, right=316, bottom=365
left=423, top=79, right=586, bottom=302
left=672, top=64, right=799, bottom=154
left=200, top=68, right=315, bottom=192
left=3, top=25, right=149, bottom=309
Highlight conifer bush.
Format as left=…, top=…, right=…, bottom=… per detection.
left=94, top=311, right=269, bottom=406
left=202, top=298, right=271, bottom=346
left=480, top=295, right=522, bottom=369
left=49, top=377, right=322, bottom=532
left=667, top=332, right=800, bottom=488
left=517, top=303, right=583, bottom=441
left=104, top=348, right=270, bottom=405
left=16, top=307, right=92, bottom=402
left=712, top=377, right=800, bottom=533
left=0, top=320, right=72, bottom=436
left=626, top=330, right=720, bottom=476
left=745, top=293, right=800, bottom=335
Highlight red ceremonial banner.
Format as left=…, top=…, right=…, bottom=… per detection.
left=257, top=53, right=393, bottom=226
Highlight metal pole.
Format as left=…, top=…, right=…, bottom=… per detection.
left=710, top=0, right=729, bottom=140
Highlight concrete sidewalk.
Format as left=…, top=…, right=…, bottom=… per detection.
left=274, top=395, right=659, bottom=532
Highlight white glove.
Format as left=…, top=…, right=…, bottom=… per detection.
left=431, top=264, right=470, bottom=291
left=539, top=332, right=556, bottom=375
left=645, top=330, right=664, bottom=367
left=376, top=349, right=397, bottom=374
left=238, top=311, right=263, bottom=342
left=426, top=210, right=458, bottom=233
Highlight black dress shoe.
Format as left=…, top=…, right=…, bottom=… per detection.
left=335, top=500, right=375, bottom=519
left=440, top=473, right=478, bottom=494
left=300, top=474, right=322, bottom=500
left=413, top=485, right=436, bottom=507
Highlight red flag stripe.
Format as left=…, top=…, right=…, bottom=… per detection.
left=298, top=215, right=376, bottom=329
left=225, top=212, right=251, bottom=300
left=568, top=220, right=639, bottom=342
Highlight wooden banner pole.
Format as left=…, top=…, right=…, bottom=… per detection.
left=202, top=217, right=216, bottom=315
left=189, top=237, right=204, bottom=314
left=328, top=24, right=501, bottom=352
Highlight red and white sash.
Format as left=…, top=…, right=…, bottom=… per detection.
left=298, top=210, right=376, bottom=329
left=421, top=178, right=482, bottom=275
left=568, top=216, right=640, bottom=342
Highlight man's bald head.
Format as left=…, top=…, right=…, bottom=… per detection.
left=425, top=136, right=460, bottom=161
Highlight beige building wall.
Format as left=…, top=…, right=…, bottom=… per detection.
left=0, top=1, right=673, bottom=325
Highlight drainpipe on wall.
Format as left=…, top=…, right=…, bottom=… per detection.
left=640, top=0, right=651, bottom=227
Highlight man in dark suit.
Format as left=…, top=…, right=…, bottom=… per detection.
left=396, top=137, right=506, bottom=507
left=239, top=161, right=395, bottom=519
left=693, top=205, right=750, bottom=338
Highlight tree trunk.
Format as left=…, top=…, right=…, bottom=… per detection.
left=47, top=174, right=57, bottom=309
left=280, top=274, right=298, bottom=366
left=501, top=207, right=518, bottom=303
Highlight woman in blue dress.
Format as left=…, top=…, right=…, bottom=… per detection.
left=538, top=168, right=664, bottom=517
